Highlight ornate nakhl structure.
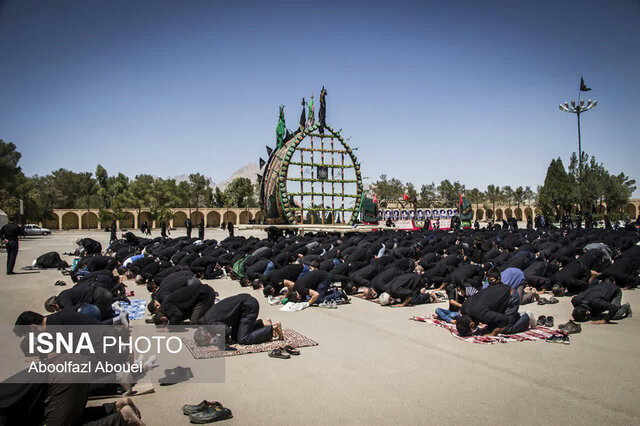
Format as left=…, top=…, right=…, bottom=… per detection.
left=258, top=88, right=364, bottom=225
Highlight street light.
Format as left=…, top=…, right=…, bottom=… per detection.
left=559, top=98, right=597, bottom=212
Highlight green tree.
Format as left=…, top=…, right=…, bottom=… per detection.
left=437, top=180, right=465, bottom=207
left=126, top=174, right=154, bottom=227
left=468, top=188, right=485, bottom=212
left=213, top=187, right=227, bottom=208
left=538, top=158, right=575, bottom=219
left=77, top=173, right=99, bottom=229
left=149, top=178, right=178, bottom=222
left=189, top=173, right=210, bottom=213
left=0, top=140, right=26, bottom=219
left=371, top=175, right=404, bottom=207
left=224, top=177, right=255, bottom=207
left=485, top=185, right=503, bottom=220
left=419, top=183, right=438, bottom=207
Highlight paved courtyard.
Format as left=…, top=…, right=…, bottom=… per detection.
left=1, top=230, right=640, bottom=425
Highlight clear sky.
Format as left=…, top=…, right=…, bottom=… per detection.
left=1, top=0, right=638, bottom=195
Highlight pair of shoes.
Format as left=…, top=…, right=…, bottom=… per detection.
left=536, top=315, right=554, bottom=327
left=159, top=366, right=194, bottom=386
left=267, top=296, right=281, bottom=305
left=546, top=333, right=570, bottom=345
left=537, top=297, right=549, bottom=305
left=548, top=297, right=559, bottom=304
left=558, top=319, right=582, bottom=334
left=189, top=405, right=233, bottom=424
left=182, top=400, right=222, bottom=415
left=318, top=300, right=333, bottom=309
left=268, top=345, right=300, bottom=359
left=54, top=280, right=66, bottom=286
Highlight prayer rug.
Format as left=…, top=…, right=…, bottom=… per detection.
left=410, top=316, right=563, bottom=344
left=182, top=329, right=318, bottom=359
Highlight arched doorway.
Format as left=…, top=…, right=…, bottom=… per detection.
left=81, top=212, right=98, bottom=229
left=524, top=207, right=533, bottom=220
left=486, top=209, right=493, bottom=220
left=254, top=211, right=264, bottom=223
left=495, top=209, right=504, bottom=221
left=191, top=211, right=204, bottom=225
left=475, top=209, right=484, bottom=221
left=62, top=212, right=79, bottom=230
left=625, top=203, right=637, bottom=219
left=139, top=212, right=153, bottom=228
left=207, top=211, right=221, bottom=227
left=239, top=210, right=252, bottom=224
left=173, top=211, right=188, bottom=227
left=514, top=208, right=523, bottom=221
left=120, top=212, right=135, bottom=229
left=505, top=208, right=513, bottom=219
left=223, top=211, right=237, bottom=225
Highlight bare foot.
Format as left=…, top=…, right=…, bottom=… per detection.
left=273, top=322, right=284, bottom=340
left=120, top=405, right=144, bottom=425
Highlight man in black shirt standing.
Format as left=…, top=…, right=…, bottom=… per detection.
left=1, top=222, right=22, bottom=274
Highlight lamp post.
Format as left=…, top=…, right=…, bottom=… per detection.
left=559, top=98, right=597, bottom=212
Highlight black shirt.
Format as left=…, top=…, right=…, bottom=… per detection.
left=0, top=223, right=21, bottom=241
left=294, top=270, right=329, bottom=298
left=161, top=284, right=215, bottom=324
left=461, top=285, right=513, bottom=328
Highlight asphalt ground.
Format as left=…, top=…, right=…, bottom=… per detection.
left=1, top=229, right=639, bottom=425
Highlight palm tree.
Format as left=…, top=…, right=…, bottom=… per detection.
left=485, top=185, right=502, bottom=220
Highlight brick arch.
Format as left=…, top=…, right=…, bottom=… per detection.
left=475, top=209, right=484, bottom=221
left=505, top=208, right=513, bottom=219
left=239, top=210, right=252, bottom=224
left=514, top=208, right=523, bottom=220
left=495, top=209, right=504, bottom=221
left=223, top=211, right=237, bottom=225
left=62, top=212, right=79, bottom=230
left=206, top=211, right=221, bottom=227
left=139, top=212, right=153, bottom=228
left=625, top=203, right=637, bottom=219
left=191, top=211, right=204, bottom=225
left=173, top=211, right=188, bottom=227
left=81, top=212, right=99, bottom=229
left=254, top=211, right=264, bottom=223
left=120, top=211, right=135, bottom=229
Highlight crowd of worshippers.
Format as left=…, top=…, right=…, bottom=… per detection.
left=3, top=221, right=640, bottom=424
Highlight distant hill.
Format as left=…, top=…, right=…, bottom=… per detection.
left=156, top=162, right=261, bottom=190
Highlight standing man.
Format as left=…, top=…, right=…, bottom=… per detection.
left=227, top=221, right=234, bottom=237
left=1, top=221, right=21, bottom=275
left=161, top=221, right=167, bottom=238
left=110, top=221, right=117, bottom=243
left=198, top=219, right=205, bottom=240
left=186, top=218, right=192, bottom=239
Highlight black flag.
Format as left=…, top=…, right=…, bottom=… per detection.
left=259, top=158, right=266, bottom=169
left=266, top=146, right=273, bottom=156
left=299, top=97, right=306, bottom=129
left=580, top=77, right=591, bottom=92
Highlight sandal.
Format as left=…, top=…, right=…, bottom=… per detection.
left=268, top=348, right=290, bottom=359
left=548, top=297, right=559, bottom=304
left=283, top=345, right=300, bottom=356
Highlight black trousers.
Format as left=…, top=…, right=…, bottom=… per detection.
left=5, top=240, right=18, bottom=274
